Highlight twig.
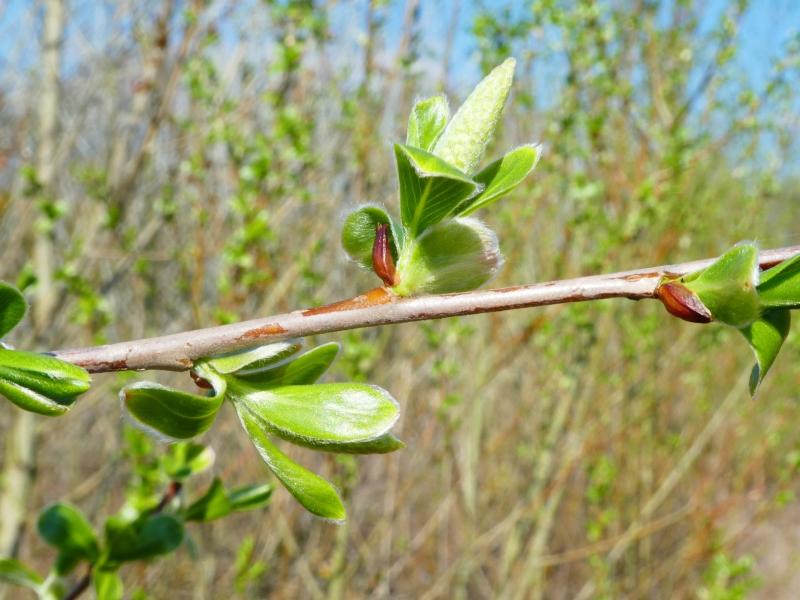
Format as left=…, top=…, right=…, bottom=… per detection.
left=51, top=246, right=800, bottom=374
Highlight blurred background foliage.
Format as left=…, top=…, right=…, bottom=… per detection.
left=1, top=0, right=800, bottom=597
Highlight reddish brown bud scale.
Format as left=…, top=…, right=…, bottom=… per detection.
left=656, top=281, right=713, bottom=324
left=190, top=370, right=213, bottom=389
left=372, top=223, right=398, bottom=287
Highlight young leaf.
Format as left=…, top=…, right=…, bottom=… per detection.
left=0, top=349, right=91, bottom=415
left=0, top=557, right=43, bottom=590
left=93, top=568, right=123, bottom=600
left=228, top=483, right=273, bottom=512
left=681, top=243, right=760, bottom=328
left=739, top=309, right=791, bottom=397
left=183, top=478, right=232, bottom=522
left=37, top=503, right=100, bottom=564
left=302, top=432, right=406, bottom=455
left=432, top=58, right=516, bottom=175
left=205, top=341, right=303, bottom=375
left=121, top=366, right=225, bottom=440
left=393, top=217, right=503, bottom=296
left=456, top=144, right=541, bottom=215
left=233, top=382, right=399, bottom=447
left=757, top=253, right=800, bottom=309
left=234, top=342, right=339, bottom=387
left=0, top=281, right=26, bottom=339
left=341, top=206, right=402, bottom=270
left=162, top=442, right=216, bottom=480
left=406, top=95, right=449, bottom=151
left=395, top=143, right=480, bottom=237
left=105, top=514, right=184, bottom=563
left=236, top=406, right=345, bottom=521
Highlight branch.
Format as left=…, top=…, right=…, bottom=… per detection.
left=51, top=246, right=800, bottom=374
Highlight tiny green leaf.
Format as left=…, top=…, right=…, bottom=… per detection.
left=739, top=309, right=790, bottom=397
left=395, top=143, right=480, bottom=237
left=37, top=503, right=100, bottom=565
left=682, top=243, right=760, bottom=328
left=233, top=382, right=399, bottom=447
left=235, top=342, right=339, bottom=387
left=205, top=341, right=302, bottom=375
left=432, top=58, right=516, bottom=174
left=183, top=478, right=232, bottom=522
left=105, top=514, right=184, bottom=563
left=236, top=406, right=346, bottom=521
left=757, top=253, right=800, bottom=309
left=341, top=205, right=402, bottom=269
left=0, top=557, right=43, bottom=590
left=0, top=281, right=26, bottom=339
left=122, top=365, right=225, bottom=440
left=0, top=349, right=91, bottom=415
left=162, top=442, right=216, bottom=480
left=228, top=483, right=273, bottom=512
left=93, top=568, right=123, bottom=600
left=406, top=95, right=449, bottom=151
left=393, top=217, right=503, bottom=296
left=456, top=144, right=541, bottom=215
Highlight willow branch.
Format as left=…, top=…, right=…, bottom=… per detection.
left=51, top=246, right=800, bottom=374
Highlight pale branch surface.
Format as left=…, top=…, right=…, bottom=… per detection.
left=51, top=246, right=800, bottom=373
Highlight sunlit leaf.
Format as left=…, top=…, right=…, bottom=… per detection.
left=122, top=365, right=225, bottom=440
left=206, top=341, right=302, bottom=375
left=233, top=382, right=399, bottom=447
left=0, top=557, right=43, bottom=590
left=237, top=406, right=345, bottom=521
left=682, top=243, right=760, bottom=327
left=456, top=144, right=541, bottom=215
left=394, top=217, right=503, bottom=296
left=37, top=503, right=100, bottom=565
left=183, top=478, right=232, bottom=522
left=739, top=309, right=790, bottom=397
left=0, top=349, right=90, bottom=415
left=0, top=281, right=26, bottom=338
left=432, top=58, right=515, bottom=174
left=228, top=483, right=273, bottom=512
left=757, top=253, right=800, bottom=309
left=235, top=342, right=339, bottom=387
left=406, top=95, right=449, bottom=151
left=341, top=205, right=402, bottom=269
left=93, top=568, right=123, bottom=600
left=395, top=143, right=480, bottom=237
left=162, top=443, right=215, bottom=480
left=305, top=432, right=405, bottom=455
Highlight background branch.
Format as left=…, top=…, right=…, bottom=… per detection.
left=51, top=245, right=800, bottom=374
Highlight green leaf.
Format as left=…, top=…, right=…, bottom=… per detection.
left=105, top=514, right=184, bottom=563
left=757, top=254, right=800, bottom=309
left=93, top=568, right=123, bottom=600
left=341, top=205, right=402, bottom=270
left=456, top=144, right=541, bottom=215
left=395, top=143, right=480, bottom=237
left=37, top=503, right=100, bottom=566
left=122, top=365, right=225, bottom=440
left=432, top=58, right=516, bottom=174
left=305, top=432, right=406, bottom=455
left=0, top=349, right=91, bottom=415
left=406, top=95, right=449, bottom=151
left=682, top=243, right=760, bottom=328
left=393, top=217, right=503, bottom=296
left=235, top=342, right=339, bottom=387
left=183, top=478, right=232, bottom=522
left=0, top=557, right=43, bottom=589
left=739, top=309, right=791, bottom=397
left=228, top=483, right=273, bottom=512
left=0, top=281, right=26, bottom=338
left=162, top=442, right=216, bottom=480
left=205, top=341, right=302, bottom=375
left=233, top=382, right=399, bottom=447
left=236, top=406, right=345, bottom=521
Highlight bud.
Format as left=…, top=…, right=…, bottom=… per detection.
left=372, top=223, right=397, bottom=287
left=433, top=58, right=515, bottom=175
left=656, top=281, right=712, bottom=323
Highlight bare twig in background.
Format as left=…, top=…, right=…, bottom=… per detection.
left=52, top=245, right=800, bottom=373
